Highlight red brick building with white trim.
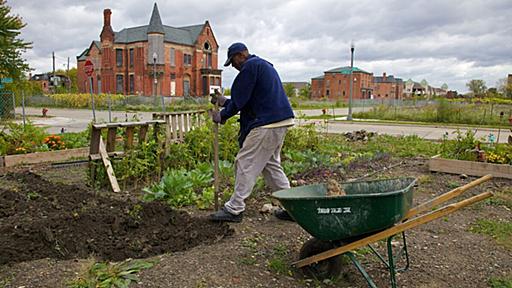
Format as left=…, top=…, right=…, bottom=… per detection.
left=77, top=3, right=222, bottom=97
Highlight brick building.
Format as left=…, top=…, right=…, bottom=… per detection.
left=311, top=66, right=373, bottom=100
left=372, top=72, right=403, bottom=99
left=77, top=3, right=221, bottom=97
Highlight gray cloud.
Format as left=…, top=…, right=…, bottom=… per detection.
left=8, top=0, right=512, bottom=92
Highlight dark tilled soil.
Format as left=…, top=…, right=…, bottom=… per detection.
left=0, top=172, right=232, bottom=265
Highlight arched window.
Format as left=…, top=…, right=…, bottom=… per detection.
left=204, top=42, right=212, bottom=68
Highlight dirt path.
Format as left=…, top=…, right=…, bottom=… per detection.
left=0, top=158, right=510, bottom=287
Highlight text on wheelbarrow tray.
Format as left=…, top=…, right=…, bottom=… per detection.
left=317, top=207, right=352, bottom=214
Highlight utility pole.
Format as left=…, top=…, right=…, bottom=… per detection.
left=52, top=51, right=56, bottom=93
left=347, top=43, right=355, bottom=121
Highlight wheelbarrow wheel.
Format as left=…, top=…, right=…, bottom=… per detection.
left=299, top=237, right=343, bottom=280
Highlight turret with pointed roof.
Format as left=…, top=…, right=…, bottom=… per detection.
left=147, top=3, right=164, bottom=34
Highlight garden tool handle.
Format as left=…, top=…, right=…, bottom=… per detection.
left=213, top=90, right=221, bottom=210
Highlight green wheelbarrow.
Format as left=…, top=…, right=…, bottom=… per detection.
left=272, top=175, right=493, bottom=288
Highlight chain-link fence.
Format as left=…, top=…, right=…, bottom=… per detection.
left=0, top=91, right=15, bottom=120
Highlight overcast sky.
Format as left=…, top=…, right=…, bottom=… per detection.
left=8, top=0, right=512, bottom=92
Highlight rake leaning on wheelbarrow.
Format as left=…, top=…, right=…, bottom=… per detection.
left=272, top=174, right=494, bottom=288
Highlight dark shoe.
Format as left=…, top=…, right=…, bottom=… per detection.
left=274, top=208, right=295, bottom=222
left=209, top=207, right=243, bottom=223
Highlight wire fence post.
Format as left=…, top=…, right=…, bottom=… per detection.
left=21, top=90, right=26, bottom=127
left=11, top=92, right=16, bottom=119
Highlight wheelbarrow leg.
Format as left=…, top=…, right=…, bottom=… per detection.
left=346, top=252, right=378, bottom=288
left=386, top=237, right=397, bottom=288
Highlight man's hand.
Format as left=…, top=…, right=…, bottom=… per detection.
left=208, top=110, right=225, bottom=124
left=210, top=92, right=227, bottom=106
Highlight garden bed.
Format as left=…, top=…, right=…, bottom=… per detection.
left=0, top=171, right=232, bottom=265
left=429, top=154, right=512, bottom=179
left=1, top=147, right=89, bottom=167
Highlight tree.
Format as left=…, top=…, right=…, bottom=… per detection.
left=283, top=83, right=295, bottom=98
left=466, top=79, right=487, bottom=97
left=0, top=0, right=31, bottom=79
left=497, top=78, right=512, bottom=99
left=298, top=83, right=311, bottom=99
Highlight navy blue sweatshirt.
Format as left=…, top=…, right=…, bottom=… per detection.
left=220, top=55, right=294, bottom=147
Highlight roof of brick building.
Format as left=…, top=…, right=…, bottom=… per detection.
left=325, top=66, right=371, bottom=74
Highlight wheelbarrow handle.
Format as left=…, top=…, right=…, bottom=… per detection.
left=293, top=191, right=493, bottom=268
left=404, top=174, right=492, bottom=220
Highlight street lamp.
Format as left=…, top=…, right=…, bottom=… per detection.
left=347, top=42, right=355, bottom=121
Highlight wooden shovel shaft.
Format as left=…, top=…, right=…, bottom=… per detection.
left=404, top=174, right=492, bottom=219
left=293, top=191, right=493, bottom=268
left=213, top=102, right=220, bottom=210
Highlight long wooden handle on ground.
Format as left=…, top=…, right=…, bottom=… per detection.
left=293, top=191, right=493, bottom=268
left=404, top=174, right=492, bottom=219
left=213, top=102, right=220, bottom=210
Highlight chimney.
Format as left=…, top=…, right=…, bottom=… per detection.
left=100, top=8, right=114, bottom=42
left=383, top=72, right=387, bottom=81
left=103, top=9, right=112, bottom=27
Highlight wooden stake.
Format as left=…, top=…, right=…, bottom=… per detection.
left=99, top=137, right=120, bottom=193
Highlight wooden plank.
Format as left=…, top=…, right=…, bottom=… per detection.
left=90, top=127, right=101, bottom=155
left=178, top=114, right=184, bottom=141
left=405, top=174, right=492, bottom=219
left=153, top=110, right=206, bottom=116
left=139, top=124, right=148, bottom=145
left=184, top=113, right=189, bottom=133
left=99, top=137, right=120, bottom=193
left=90, top=151, right=124, bottom=161
left=4, top=148, right=90, bottom=167
left=429, top=155, right=512, bottom=179
left=164, top=116, right=172, bottom=156
left=106, top=127, right=117, bottom=152
left=153, top=122, right=161, bottom=140
left=93, top=120, right=165, bottom=129
left=293, top=191, right=493, bottom=268
left=125, top=127, right=134, bottom=150
left=171, top=115, right=178, bottom=141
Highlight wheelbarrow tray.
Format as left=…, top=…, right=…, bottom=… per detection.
left=272, top=177, right=416, bottom=241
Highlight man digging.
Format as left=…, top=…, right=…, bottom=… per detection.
left=208, top=42, right=295, bottom=223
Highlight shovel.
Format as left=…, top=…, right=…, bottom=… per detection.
left=212, top=89, right=221, bottom=210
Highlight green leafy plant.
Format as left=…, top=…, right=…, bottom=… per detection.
left=0, top=121, right=46, bottom=155
left=440, top=129, right=480, bottom=161
left=67, top=259, right=155, bottom=288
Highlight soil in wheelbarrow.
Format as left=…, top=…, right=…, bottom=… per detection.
left=0, top=171, right=233, bottom=265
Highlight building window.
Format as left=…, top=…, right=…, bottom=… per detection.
left=170, top=48, right=175, bottom=66
left=326, top=90, right=330, bottom=96
left=116, top=49, right=123, bottom=67
left=129, top=75, right=134, bottom=94
left=343, top=91, right=345, bottom=96
left=184, top=54, right=192, bottom=66
left=129, top=49, right=134, bottom=67
left=170, top=73, right=176, bottom=80
left=116, top=75, right=124, bottom=94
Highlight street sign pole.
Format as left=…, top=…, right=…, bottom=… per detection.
left=90, top=77, right=96, bottom=123
left=84, top=59, right=96, bottom=123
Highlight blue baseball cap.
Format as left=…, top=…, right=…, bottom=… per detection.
left=224, top=42, right=248, bottom=66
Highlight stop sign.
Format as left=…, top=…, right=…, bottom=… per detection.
left=84, top=60, right=94, bottom=77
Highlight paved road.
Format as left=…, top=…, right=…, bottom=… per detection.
left=14, top=107, right=512, bottom=143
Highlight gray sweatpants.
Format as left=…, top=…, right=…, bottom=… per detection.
left=224, top=126, right=290, bottom=215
